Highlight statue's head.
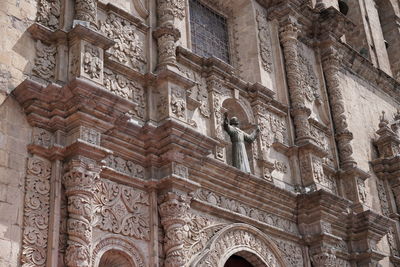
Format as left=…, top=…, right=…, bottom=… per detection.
left=230, top=117, right=239, bottom=126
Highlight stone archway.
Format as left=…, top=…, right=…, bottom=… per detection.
left=92, top=236, right=145, bottom=267
left=189, top=224, right=288, bottom=267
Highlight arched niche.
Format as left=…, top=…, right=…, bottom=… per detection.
left=92, top=236, right=145, bottom=267
left=189, top=223, right=288, bottom=267
left=222, top=98, right=256, bottom=171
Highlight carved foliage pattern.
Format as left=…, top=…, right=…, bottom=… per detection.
left=157, top=0, right=186, bottom=22
left=357, top=178, right=367, bottom=203
left=256, top=10, right=273, bottom=73
left=272, top=239, right=303, bottom=267
left=36, top=0, right=60, bottom=30
left=298, top=46, right=319, bottom=102
left=258, top=110, right=287, bottom=154
left=21, top=157, right=51, bottom=267
left=103, top=155, right=144, bottom=179
left=100, top=13, right=146, bottom=72
left=33, top=40, right=57, bottom=80
left=103, top=69, right=146, bottom=119
left=194, top=189, right=298, bottom=234
left=93, top=179, right=150, bottom=240
left=75, top=0, right=96, bottom=23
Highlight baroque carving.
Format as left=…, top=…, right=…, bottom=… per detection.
left=100, top=13, right=146, bottom=72
left=80, top=126, right=101, bottom=146
left=36, top=0, right=60, bottom=30
left=32, top=127, right=52, bottom=147
left=103, top=155, right=145, bottom=179
left=256, top=10, right=273, bottom=73
left=357, top=178, right=367, bottom=203
left=157, top=0, right=186, bottom=24
left=274, top=161, right=288, bottom=173
left=62, top=161, right=100, bottom=267
left=298, top=46, right=320, bottom=102
left=171, top=87, right=186, bottom=119
left=193, top=189, right=298, bottom=234
left=157, top=34, right=177, bottom=65
left=83, top=44, right=102, bottom=79
left=259, top=111, right=287, bottom=154
left=172, top=162, right=189, bottom=178
left=377, top=179, right=390, bottom=217
left=212, top=93, right=224, bottom=140
left=93, top=179, right=150, bottom=240
left=21, top=157, right=51, bottom=267
left=74, top=0, right=96, bottom=24
left=103, top=69, right=146, bottom=119
left=272, top=238, right=303, bottom=267
left=310, top=125, right=329, bottom=151
left=33, top=40, right=56, bottom=80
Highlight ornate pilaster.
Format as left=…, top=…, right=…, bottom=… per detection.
left=62, top=159, right=100, bottom=267
left=158, top=192, right=191, bottom=267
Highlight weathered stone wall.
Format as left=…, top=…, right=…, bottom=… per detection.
left=0, top=97, right=31, bottom=266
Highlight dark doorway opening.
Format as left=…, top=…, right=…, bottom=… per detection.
left=224, top=255, right=254, bottom=267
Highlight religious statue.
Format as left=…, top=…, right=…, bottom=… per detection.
left=223, top=112, right=260, bottom=173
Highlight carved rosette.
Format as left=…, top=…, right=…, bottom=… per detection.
left=158, top=192, right=191, bottom=267
left=279, top=18, right=311, bottom=142
left=321, top=47, right=355, bottom=169
left=21, top=157, right=51, bottom=267
left=62, top=161, right=100, bottom=267
left=74, top=0, right=96, bottom=24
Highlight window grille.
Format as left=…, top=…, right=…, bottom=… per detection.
left=189, top=0, right=230, bottom=63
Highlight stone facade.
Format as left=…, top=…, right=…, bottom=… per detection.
left=1, top=0, right=400, bottom=266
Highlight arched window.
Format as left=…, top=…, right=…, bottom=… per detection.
left=224, top=255, right=254, bottom=267
left=98, top=250, right=133, bottom=267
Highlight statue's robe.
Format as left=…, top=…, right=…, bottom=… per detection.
left=224, top=121, right=258, bottom=173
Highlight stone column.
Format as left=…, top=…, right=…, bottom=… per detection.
left=279, top=17, right=311, bottom=144
left=320, top=46, right=356, bottom=169
left=62, top=159, right=100, bottom=267
left=74, top=0, right=97, bottom=25
left=158, top=192, right=191, bottom=267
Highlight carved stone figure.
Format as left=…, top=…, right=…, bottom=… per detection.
left=223, top=113, right=259, bottom=173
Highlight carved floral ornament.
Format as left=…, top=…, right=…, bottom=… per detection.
left=33, top=40, right=57, bottom=80
left=99, top=13, right=146, bottom=72
left=36, top=0, right=60, bottom=30
left=256, top=10, right=273, bottom=73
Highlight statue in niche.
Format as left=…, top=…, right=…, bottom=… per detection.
left=223, top=112, right=260, bottom=173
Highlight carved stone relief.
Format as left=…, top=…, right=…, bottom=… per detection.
left=357, top=178, right=367, bottom=203
left=67, top=126, right=101, bottom=146
left=310, top=125, right=329, bottom=151
left=36, top=0, right=60, bottom=30
left=377, top=179, right=390, bottom=217
left=258, top=111, right=287, bottom=155
left=172, top=162, right=188, bottom=178
left=99, top=13, right=146, bottom=72
left=83, top=44, right=102, bottom=80
left=33, top=40, right=56, bottom=80
left=21, top=157, right=51, bottom=267
left=171, top=86, right=186, bottom=120
left=157, top=0, right=186, bottom=25
left=388, top=227, right=400, bottom=257
left=32, top=127, right=53, bottom=148
left=193, top=189, right=298, bottom=234
left=93, top=179, right=150, bottom=240
left=212, top=93, right=224, bottom=140
left=274, top=161, right=288, bottom=173
left=256, top=10, right=273, bottom=73
left=298, top=45, right=320, bottom=103
left=103, top=68, right=146, bottom=119
left=75, top=0, right=97, bottom=24
left=103, top=155, right=145, bottom=179
left=272, top=238, right=303, bottom=267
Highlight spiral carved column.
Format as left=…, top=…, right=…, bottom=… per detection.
left=62, top=159, right=100, bottom=267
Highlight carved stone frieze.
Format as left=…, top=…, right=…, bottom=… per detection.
left=103, top=155, right=145, bottom=179
left=103, top=68, right=146, bottom=119
left=193, top=189, right=298, bottom=234
left=93, top=179, right=150, bottom=240
left=36, top=0, right=60, bottom=30
left=21, top=157, right=51, bottom=267
left=83, top=44, right=102, bottom=80
left=256, top=10, right=273, bottom=73
left=100, top=13, right=146, bottom=72
left=33, top=40, right=57, bottom=80
left=171, top=86, right=186, bottom=120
